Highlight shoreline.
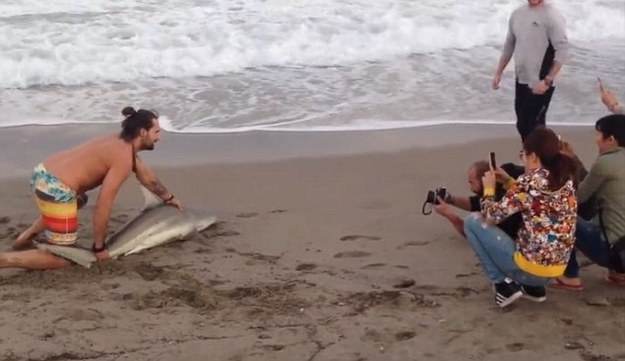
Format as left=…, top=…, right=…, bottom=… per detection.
left=0, top=122, right=595, bottom=180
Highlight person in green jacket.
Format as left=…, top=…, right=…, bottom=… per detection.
left=553, top=114, right=625, bottom=290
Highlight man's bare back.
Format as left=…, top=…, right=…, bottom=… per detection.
left=43, top=135, right=134, bottom=194
left=3, top=107, right=183, bottom=270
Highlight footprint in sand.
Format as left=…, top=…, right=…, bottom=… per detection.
left=134, top=263, right=166, bottom=281
left=454, top=286, right=480, bottom=297
left=395, top=331, right=417, bottom=341
left=55, top=308, right=103, bottom=322
left=360, top=263, right=386, bottom=269
left=236, top=212, right=258, bottom=218
left=201, top=228, right=241, bottom=240
left=454, top=272, right=479, bottom=278
left=340, top=235, right=381, bottom=242
left=217, top=230, right=241, bottom=237
left=334, top=251, right=371, bottom=258
left=261, top=344, right=285, bottom=351
left=397, top=241, right=429, bottom=249
left=295, top=263, right=318, bottom=271
left=270, top=209, right=287, bottom=214
left=393, top=278, right=416, bottom=289
left=0, top=216, right=10, bottom=225
left=505, top=342, right=525, bottom=352
left=194, top=247, right=213, bottom=254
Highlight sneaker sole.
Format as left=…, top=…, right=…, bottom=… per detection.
left=521, top=294, right=547, bottom=303
left=496, top=290, right=523, bottom=308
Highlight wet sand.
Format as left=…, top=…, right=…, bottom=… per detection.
left=0, top=124, right=623, bottom=361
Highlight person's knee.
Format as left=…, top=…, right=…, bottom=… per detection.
left=463, top=213, right=485, bottom=233
left=575, top=219, right=594, bottom=234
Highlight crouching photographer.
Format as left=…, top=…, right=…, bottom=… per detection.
left=464, top=128, right=579, bottom=308
left=423, top=160, right=524, bottom=240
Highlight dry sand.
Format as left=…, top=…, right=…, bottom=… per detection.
left=0, top=124, right=623, bottom=361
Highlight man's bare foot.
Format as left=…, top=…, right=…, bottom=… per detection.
left=12, top=232, right=39, bottom=251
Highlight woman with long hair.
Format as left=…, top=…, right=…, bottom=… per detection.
left=463, top=126, right=578, bottom=308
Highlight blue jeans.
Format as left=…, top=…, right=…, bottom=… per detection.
left=464, top=213, right=549, bottom=287
left=563, top=218, right=611, bottom=278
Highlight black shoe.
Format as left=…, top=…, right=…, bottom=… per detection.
left=494, top=278, right=523, bottom=308
left=520, top=285, right=547, bottom=302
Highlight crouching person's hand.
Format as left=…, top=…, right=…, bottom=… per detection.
left=434, top=197, right=454, bottom=219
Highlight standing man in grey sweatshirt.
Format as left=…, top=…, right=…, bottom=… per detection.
left=492, top=0, right=570, bottom=142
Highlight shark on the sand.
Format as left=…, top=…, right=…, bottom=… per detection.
left=35, top=186, right=217, bottom=268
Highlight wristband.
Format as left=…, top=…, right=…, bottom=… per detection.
left=483, top=187, right=496, bottom=197
left=504, top=179, right=516, bottom=190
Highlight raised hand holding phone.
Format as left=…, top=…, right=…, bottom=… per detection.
left=489, top=152, right=497, bottom=170
left=598, top=77, right=620, bottom=112
left=482, top=152, right=497, bottom=191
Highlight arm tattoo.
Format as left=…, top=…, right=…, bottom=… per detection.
left=134, top=156, right=169, bottom=199
left=148, top=180, right=168, bottom=198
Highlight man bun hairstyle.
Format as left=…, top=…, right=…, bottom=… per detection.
left=120, top=106, right=159, bottom=141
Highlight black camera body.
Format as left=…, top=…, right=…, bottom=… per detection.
left=422, top=187, right=447, bottom=215
left=427, top=187, right=447, bottom=205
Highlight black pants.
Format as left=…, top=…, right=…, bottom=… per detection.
left=514, top=81, right=555, bottom=142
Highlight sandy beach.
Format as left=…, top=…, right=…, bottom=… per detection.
left=0, top=124, right=623, bottom=361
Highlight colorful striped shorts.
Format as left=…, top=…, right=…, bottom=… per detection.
left=30, top=163, right=78, bottom=246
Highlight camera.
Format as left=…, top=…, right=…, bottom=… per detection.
left=422, top=187, right=447, bottom=215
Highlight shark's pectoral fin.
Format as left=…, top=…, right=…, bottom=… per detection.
left=34, top=242, right=96, bottom=268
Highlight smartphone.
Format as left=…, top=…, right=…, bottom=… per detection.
left=489, top=152, right=497, bottom=169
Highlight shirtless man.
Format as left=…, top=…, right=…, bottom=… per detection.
left=1, top=106, right=182, bottom=269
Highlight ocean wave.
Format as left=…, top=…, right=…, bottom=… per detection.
left=1, top=0, right=623, bottom=89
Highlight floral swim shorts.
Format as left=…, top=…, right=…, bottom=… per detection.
left=30, top=163, right=78, bottom=246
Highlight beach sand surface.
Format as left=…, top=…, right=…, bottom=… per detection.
left=0, top=124, right=623, bottom=361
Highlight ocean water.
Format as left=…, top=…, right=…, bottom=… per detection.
left=0, top=0, right=624, bottom=133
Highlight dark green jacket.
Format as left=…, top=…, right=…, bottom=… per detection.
left=578, top=147, right=625, bottom=243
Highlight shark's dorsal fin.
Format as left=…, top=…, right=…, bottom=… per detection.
left=140, top=184, right=162, bottom=209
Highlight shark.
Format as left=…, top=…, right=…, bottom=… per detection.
left=35, top=186, right=217, bottom=268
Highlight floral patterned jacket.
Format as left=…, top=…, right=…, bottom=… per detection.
left=481, top=168, right=577, bottom=277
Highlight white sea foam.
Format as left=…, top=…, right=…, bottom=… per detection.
left=1, top=0, right=623, bottom=133
left=1, top=0, right=623, bottom=89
